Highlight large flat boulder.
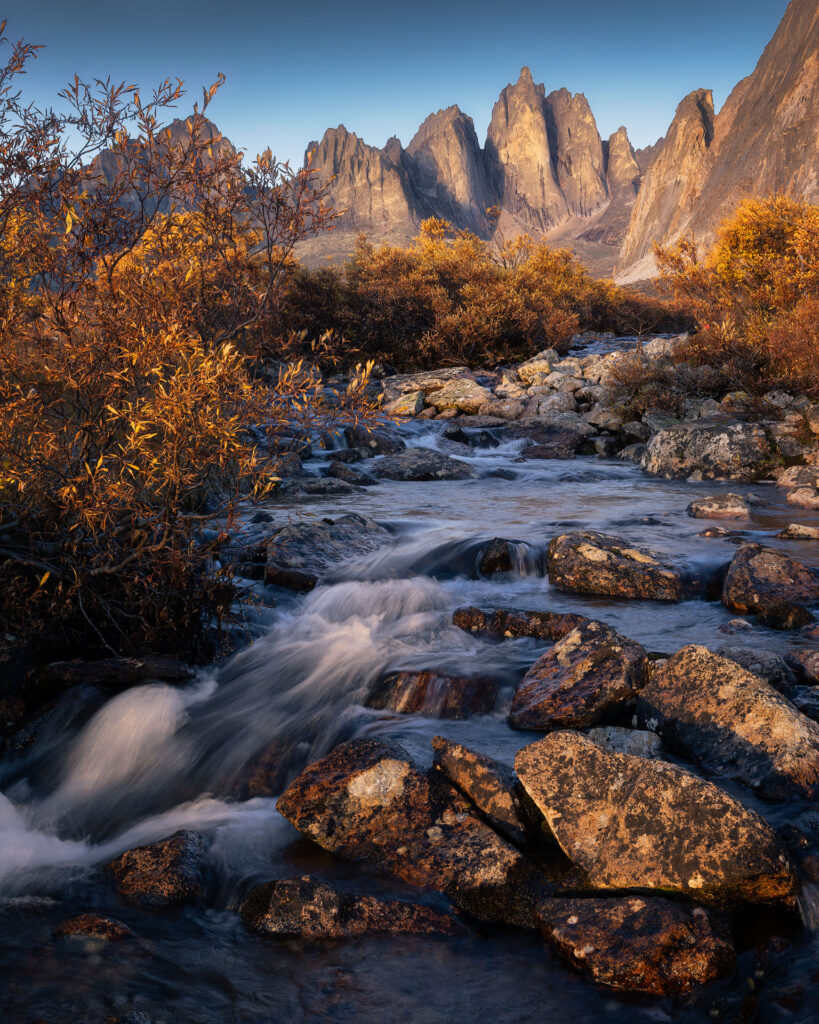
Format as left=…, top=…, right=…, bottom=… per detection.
left=722, top=544, right=819, bottom=627
left=427, top=379, right=493, bottom=414
left=265, top=513, right=391, bottom=591
left=508, top=621, right=648, bottom=730
left=636, top=646, right=819, bottom=799
left=277, top=739, right=544, bottom=927
left=452, top=606, right=590, bottom=642
left=641, top=421, right=777, bottom=481
left=373, top=449, right=477, bottom=481
left=546, top=531, right=685, bottom=601
left=686, top=493, right=750, bottom=519
left=515, top=732, right=795, bottom=903
left=381, top=368, right=475, bottom=404
left=240, top=876, right=461, bottom=939
left=537, top=896, right=735, bottom=995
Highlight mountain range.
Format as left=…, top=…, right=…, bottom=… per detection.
left=297, top=0, right=819, bottom=281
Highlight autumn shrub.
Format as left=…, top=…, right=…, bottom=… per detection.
left=276, top=219, right=689, bottom=371
left=653, top=195, right=819, bottom=398
left=0, top=28, right=376, bottom=659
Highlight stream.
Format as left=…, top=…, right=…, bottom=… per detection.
left=1, top=349, right=818, bottom=1023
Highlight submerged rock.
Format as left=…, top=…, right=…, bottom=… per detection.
left=537, top=896, right=734, bottom=995
left=515, top=732, right=795, bottom=903
left=641, top=421, right=777, bottom=482
left=367, top=671, right=499, bottom=719
left=37, top=656, right=194, bottom=692
left=55, top=913, right=135, bottom=940
left=722, top=543, right=819, bottom=627
left=343, top=425, right=406, bottom=456
left=546, top=531, right=685, bottom=602
left=277, top=738, right=545, bottom=927
left=686, top=493, right=750, bottom=519
left=452, top=606, right=590, bottom=642
left=636, top=646, right=819, bottom=799
left=265, top=513, right=391, bottom=591
left=508, top=621, right=648, bottom=730
left=107, top=831, right=207, bottom=908
left=373, top=449, right=477, bottom=481
left=475, top=538, right=533, bottom=576
left=431, top=736, right=526, bottom=845
left=240, top=876, right=461, bottom=939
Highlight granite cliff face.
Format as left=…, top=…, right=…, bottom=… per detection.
left=302, top=0, right=819, bottom=278
left=618, top=0, right=819, bottom=279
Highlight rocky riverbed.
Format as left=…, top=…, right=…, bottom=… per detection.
left=1, top=334, right=818, bottom=1023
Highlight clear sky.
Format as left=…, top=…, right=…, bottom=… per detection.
left=3, top=0, right=790, bottom=165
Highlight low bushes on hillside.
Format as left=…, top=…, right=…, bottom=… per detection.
left=274, top=219, right=690, bottom=371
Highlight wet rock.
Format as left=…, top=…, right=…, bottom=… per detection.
left=585, top=725, right=663, bottom=759
left=326, top=461, right=376, bottom=486
left=265, top=513, right=391, bottom=591
left=546, top=531, right=685, bottom=602
left=642, top=421, right=777, bottom=481
left=427, top=378, right=493, bottom=414
left=1, top=684, right=107, bottom=759
left=618, top=442, right=646, bottom=463
left=107, top=831, right=207, bottom=908
left=687, top=493, right=751, bottom=519
left=502, top=420, right=586, bottom=459
left=475, top=538, right=533, bottom=576
left=343, top=425, right=406, bottom=456
left=717, top=646, right=797, bottom=693
left=778, top=523, right=819, bottom=541
left=515, top=731, right=795, bottom=903
left=431, top=737, right=527, bottom=845
left=583, top=405, right=623, bottom=432
left=383, top=391, right=425, bottom=417
left=55, top=913, right=135, bottom=940
left=699, top=525, right=743, bottom=538
left=278, top=477, right=361, bottom=497
left=722, top=543, right=819, bottom=627
left=791, top=687, right=819, bottom=722
left=452, top=606, right=590, bottom=642
left=373, top=449, right=477, bottom=481
left=537, top=896, right=735, bottom=995
left=367, top=670, right=499, bottom=719
left=508, top=621, right=648, bottom=730
left=786, top=649, right=819, bottom=686
left=240, top=876, right=461, bottom=939
left=277, top=738, right=545, bottom=927
left=786, top=486, right=819, bottom=509
left=37, top=656, right=194, bottom=692
left=636, top=645, right=819, bottom=800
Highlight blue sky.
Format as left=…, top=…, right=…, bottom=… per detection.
left=4, top=0, right=789, bottom=165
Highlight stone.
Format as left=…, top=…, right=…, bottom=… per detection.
left=475, top=538, right=531, bottom=576
left=366, top=671, right=499, bottom=719
left=717, top=645, right=797, bottom=692
left=380, top=368, right=475, bottom=403
left=537, top=897, right=734, bottom=995
left=55, top=913, right=135, bottom=940
left=807, top=405, right=819, bottom=435
left=107, top=831, right=207, bottom=908
left=636, top=645, right=819, bottom=800
left=546, top=531, right=685, bottom=602
left=383, top=391, right=425, bottom=417
left=508, top=621, right=648, bottom=730
left=786, top=649, right=819, bottom=686
left=583, top=406, right=623, bottom=432
left=517, top=349, right=560, bottom=384
left=641, top=421, right=777, bottom=482
left=786, top=487, right=819, bottom=509
left=277, top=739, right=546, bottom=927
left=722, top=543, right=819, bottom=625
left=686, top=493, right=750, bottom=519
left=585, top=725, right=663, bottom=759
left=778, top=523, right=819, bottom=540
left=515, top=732, right=795, bottom=903
left=278, top=477, right=360, bottom=497
left=265, top=514, right=391, bottom=591
left=343, top=425, right=406, bottom=456
left=240, top=876, right=461, bottom=939
left=431, top=737, right=527, bottom=844
left=531, top=392, right=576, bottom=417
left=373, top=449, right=477, bottom=481
left=37, top=656, right=194, bottom=692
left=452, top=606, right=590, bottom=642
left=477, top=398, right=525, bottom=420
left=427, top=379, right=494, bottom=415
left=326, top=461, right=375, bottom=486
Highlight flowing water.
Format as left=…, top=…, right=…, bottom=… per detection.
left=1, top=365, right=819, bottom=1022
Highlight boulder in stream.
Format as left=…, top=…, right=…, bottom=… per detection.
left=508, top=621, right=648, bottom=730
left=452, top=606, right=590, bottom=642
left=264, top=513, right=391, bottom=591
left=240, top=876, right=461, bottom=939
left=641, top=421, right=777, bottom=482
left=636, top=645, right=819, bottom=800
left=55, top=913, right=136, bottom=940
left=475, top=538, right=534, bottom=576
left=786, top=649, right=819, bottom=686
left=107, top=831, right=208, bottom=908
left=686, top=494, right=751, bottom=519
left=277, top=738, right=547, bottom=927
left=373, top=449, right=477, bottom=482
left=536, top=896, right=735, bottom=995
left=515, top=732, right=795, bottom=903
left=546, top=531, right=685, bottom=602
left=722, top=543, right=819, bottom=628
left=366, top=671, right=499, bottom=719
